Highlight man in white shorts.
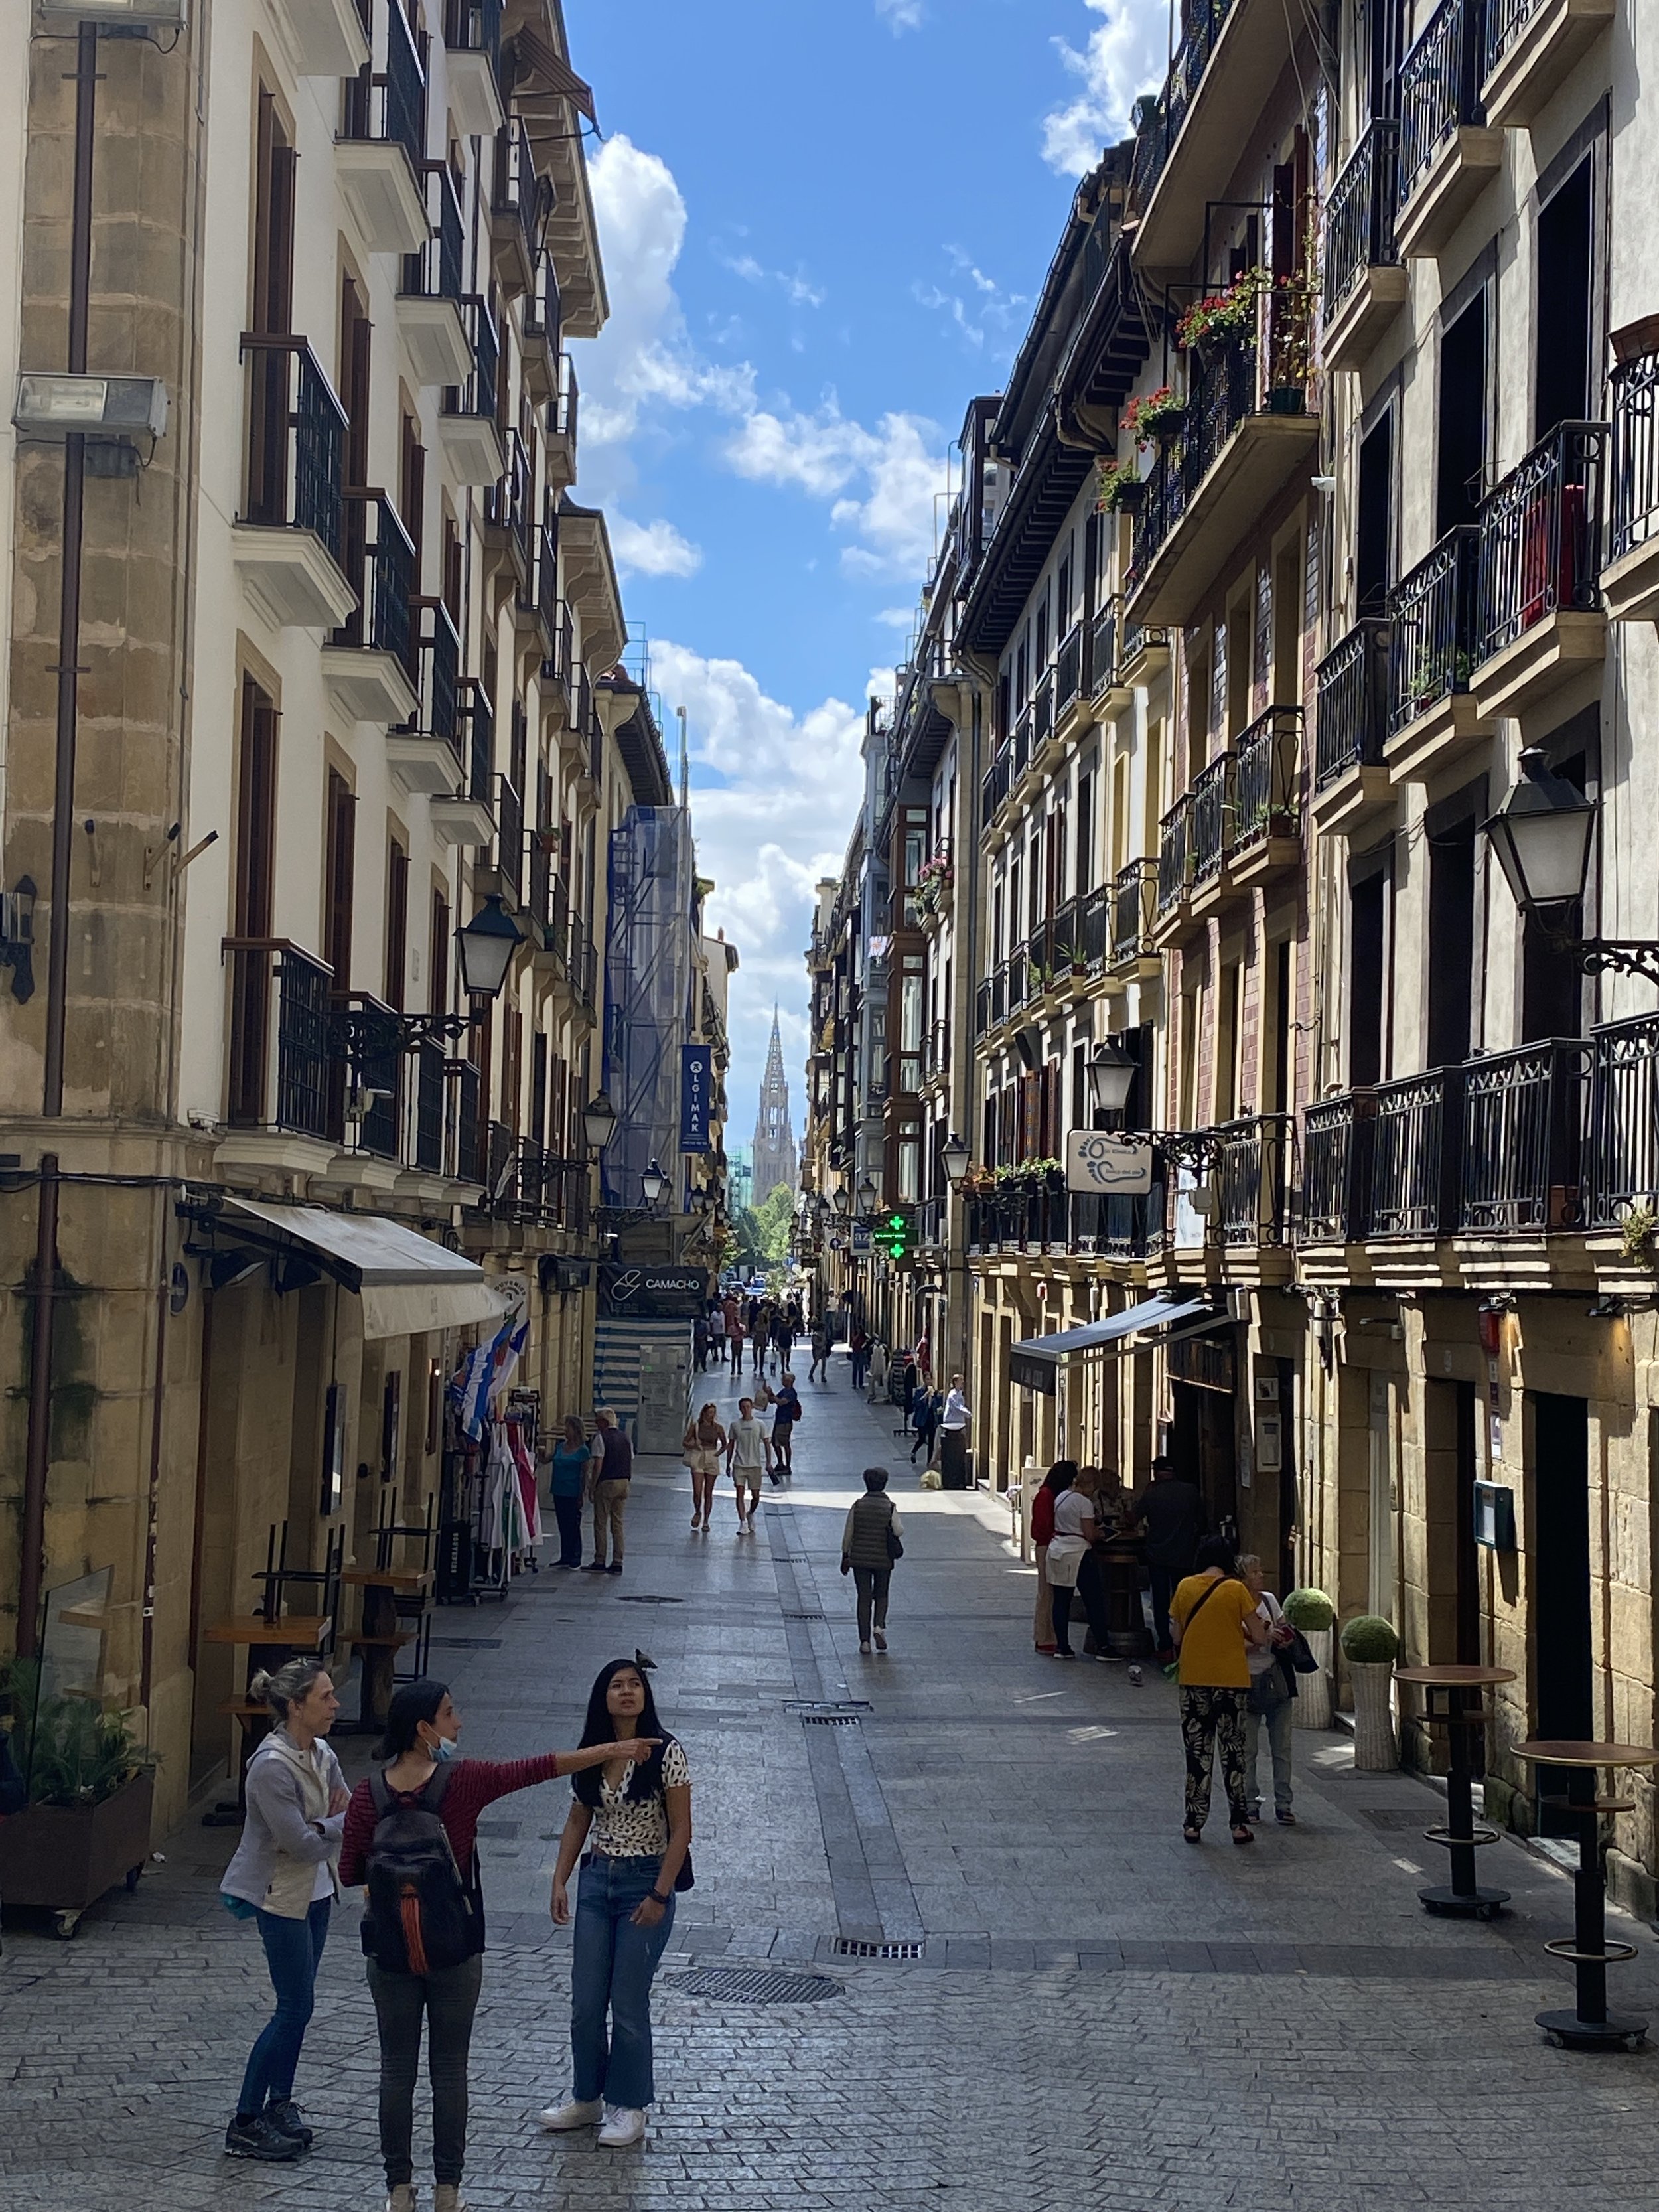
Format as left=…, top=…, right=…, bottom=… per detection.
left=725, top=1397, right=772, bottom=1532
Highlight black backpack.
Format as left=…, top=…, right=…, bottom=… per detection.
left=362, top=1764, right=481, bottom=1975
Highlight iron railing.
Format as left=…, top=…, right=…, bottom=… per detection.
left=336, top=490, right=415, bottom=671
left=552, top=349, right=579, bottom=444
left=1587, top=1013, right=1659, bottom=1227
left=1315, top=619, right=1391, bottom=787
left=1088, top=596, right=1119, bottom=694
left=1475, top=420, right=1607, bottom=664
left=1079, top=883, right=1110, bottom=968
left=1610, top=350, right=1659, bottom=565
left=1459, top=1039, right=1587, bottom=1233
left=444, top=0, right=502, bottom=64
left=1033, top=670, right=1054, bottom=748
left=240, top=336, right=346, bottom=561
left=1233, top=705, right=1301, bottom=849
left=1397, top=0, right=1487, bottom=212
left=401, top=162, right=464, bottom=305
left=1388, top=524, right=1480, bottom=733
left=415, top=1039, right=445, bottom=1173
left=1126, top=0, right=1234, bottom=220
left=1215, top=1114, right=1295, bottom=1246
left=1157, top=796, right=1192, bottom=913
left=1368, top=1067, right=1463, bottom=1236
left=413, top=599, right=461, bottom=747
left=453, top=1060, right=482, bottom=1183
left=1190, top=754, right=1234, bottom=881
left=1056, top=623, right=1083, bottom=715
left=494, top=774, right=523, bottom=903
left=1298, top=1091, right=1376, bottom=1243
left=1484, top=0, right=1545, bottom=75
left=1325, top=119, right=1402, bottom=315
left=445, top=295, right=500, bottom=423
left=486, top=425, right=532, bottom=574
left=1112, top=858, right=1157, bottom=962
left=1127, top=340, right=1265, bottom=598
left=981, top=747, right=1012, bottom=830
left=344, top=0, right=426, bottom=179
left=463, top=680, right=494, bottom=802
left=533, top=518, right=559, bottom=640
left=492, top=117, right=545, bottom=279
left=1012, top=704, right=1033, bottom=780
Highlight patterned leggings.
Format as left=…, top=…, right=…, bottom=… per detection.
left=1179, top=1686, right=1249, bottom=1830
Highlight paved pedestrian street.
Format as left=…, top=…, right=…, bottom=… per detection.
left=5, top=1359, right=1659, bottom=2211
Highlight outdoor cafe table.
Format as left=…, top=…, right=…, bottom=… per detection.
left=200, top=1615, right=333, bottom=1826
left=1392, top=1664, right=1515, bottom=1919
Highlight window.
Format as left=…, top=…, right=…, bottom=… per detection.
left=1076, top=772, right=1094, bottom=895
left=228, top=676, right=279, bottom=1125
left=429, top=889, right=449, bottom=1016
left=898, top=1136, right=920, bottom=1202
left=1437, top=292, right=1488, bottom=536
left=1535, top=159, right=1593, bottom=440
left=385, top=838, right=408, bottom=1010
left=324, top=769, right=356, bottom=988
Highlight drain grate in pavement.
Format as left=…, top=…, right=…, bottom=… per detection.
left=666, top=1966, right=843, bottom=2005
left=782, top=1610, right=826, bottom=1622
left=615, top=1594, right=685, bottom=1604
left=832, top=1938, right=924, bottom=1960
left=427, top=1636, right=503, bottom=1649
left=786, top=1699, right=871, bottom=1724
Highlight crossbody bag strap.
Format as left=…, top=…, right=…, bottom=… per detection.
left=1181, top=1573, right=1238, bottom=1632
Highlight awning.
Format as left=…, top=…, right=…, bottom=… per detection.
left=215, top=1198, right=510, bottom=1341
left=1009, top=1295, right=1222, bottom=1395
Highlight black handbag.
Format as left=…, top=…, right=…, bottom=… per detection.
left=1288, top=1625, right=1321, bottom=1673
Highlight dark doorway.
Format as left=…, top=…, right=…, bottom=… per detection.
left=1535, top=159, right=1593, bottom=442
left=1275, top=1357, right=1299, bottom=1602
left=1427, top=820, right=1476, bottom=1067
left=1170, top=1379, right=1238, bottom=1545
left=1437, top=292, right=1488, bottom=537
left=1520, top=749, right=1587, bottom=1041
left=1356, top=408, right=1394, bottom=616
left=1530, top=1391, right=1593, bottom=1833
left=1349, top=857, right=1390, bottom=1087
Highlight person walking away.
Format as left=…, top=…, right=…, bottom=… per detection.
left=771, top=1305, right=793, bottom=1372
left=692, top=1313, right=709, bottom=1374
left=808, top=1317, right=830, bottom=1384
left=340, top=1680, right=656, bottom=2212
left=910, top=1383, right=942, bottom=1466
left=1044, top=1469, right=1113, bottom=1661
left=549, top=1417, right=590, bottom=1569
left=682, top=1404, right=727, bottom=1532
left=865, top=1335, right=889, bottom=1404
left=542, top=1660, right=693, bottom=2150
left=841, top=1467, right=903, bottom=1654
left=849, top=1326, right=871, bottom=1391
left=220, top=1659, right=350, bottom=2162
left=1130, top=1454, right=1202, bottom=1662
left=770, top=1372, right=802, bottom=1479
left=725, top=1397, right=771, bottom=1530
left=585, top=1410, right=632, bottom=1574
left=1239, top=1554, right=1297, bottom=1824
left=1031, top=1462, right=1072, bottom=1654
left=938, top=1374, right=972, bottom=1488
left=1171, top=1536, right=1271, bottom=1845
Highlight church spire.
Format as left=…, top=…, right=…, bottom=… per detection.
left=751, top=1004, right=798, bottom=1207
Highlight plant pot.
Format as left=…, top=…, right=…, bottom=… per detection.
left=1293, top=1627, right=1333, bottom=1729
left=1111, top=479, right=1146, bottom=514
left=1149, top=408, right=1187, bottom=446
left=0, top=1769, right=155, bottom=1937
left=1348, top=1660, right=1398, bottom=1770
left=1267, top=386, right=1307, bottom=415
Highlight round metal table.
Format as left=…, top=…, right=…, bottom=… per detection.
left=1513, top=1739, right=1658, bottom=2052
left=1392, top=1664, right=1516, bottom=1919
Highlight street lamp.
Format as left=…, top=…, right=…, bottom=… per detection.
left=1087, top=1039, right=1138, bottom=1119
left=582, top=1090, right=618, bottom=1156
left=831, top=1185, right=850, bottom=1218
left=1481, top=749, right=1659, bottom=982
left=641, top=1159, right=668, bottom=1207
left=857, top=1173, right=880, bottom=1219
left=455, top=893, right=524, bottom=1001
left=940, top=1131, right=971, bottom=1188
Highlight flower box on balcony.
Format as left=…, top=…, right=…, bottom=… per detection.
left=1482, top=0, right=1613, bottom=132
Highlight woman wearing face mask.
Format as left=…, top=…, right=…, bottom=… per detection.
left=541, top=1659, right=693, bottom=2150
left=338, top=1679, right=658, bottom=2212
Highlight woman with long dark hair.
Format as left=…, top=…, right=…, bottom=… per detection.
left=541, top=1658, right=693, bottom=2150
left=338, top=1680, right=656, bottom=2212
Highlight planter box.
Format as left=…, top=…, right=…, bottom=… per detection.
left=0, top=1769, right=154, bottom=1935
left=1293, top=1626, right=1334, bottom=1728
left=1349, top=1660, right=1399, bottom=1770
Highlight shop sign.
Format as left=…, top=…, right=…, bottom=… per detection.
left=680, top=1043, right=713, bottom=1151
left=1065, top=1130, right=1154, bottom=1195
left=600, top=1264, right=707, bottom=1317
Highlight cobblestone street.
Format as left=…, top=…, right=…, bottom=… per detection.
left=6, top=1362, right=1659, bottom=2210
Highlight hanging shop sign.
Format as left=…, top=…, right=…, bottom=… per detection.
left=1066, top=1130, right=1155, bottom=1196
left=600, top=1263, right=708, bottom=1317
left=680, top=1043, right=713, bottom=1151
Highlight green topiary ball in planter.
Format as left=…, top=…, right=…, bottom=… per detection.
left=1340, top=1613, right=1400, bottom=1664
left=1282, top=1587, right=1335, bottom=1632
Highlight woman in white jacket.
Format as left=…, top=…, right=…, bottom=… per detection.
left=219, top=1657, right=349, bottom=2164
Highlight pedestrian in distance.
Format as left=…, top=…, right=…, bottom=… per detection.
left=1030, top=1461, right=1072, bottom=1654
left=1239, top=1554, right=1298, bottom=1825
left=549, top=1416, right=590, bottom=1568
left=770, top=1305, right=793, bottom=1372
left=849, top=1325, right=871, bottom=1392
left=722, top=1293, right=744, bottom=1371
left=841, top=1465, right=904, bottom=1655
left=725, top=1396, right=771, bottom=1528
left=1044, top=1467, right=1114, bottom=1662
left=681, top=1402, right=727, bottom=1532
left=542, top=1659, right=693, bottom=2151
left=1129, top=1453, right=1203, bottom=1662
left=808, top=1317, right=831, bottom=1384
left=219, top=1658, right=350, bottom=2164
left=866, top=1335, right=889, bottom=1404
left=1170, top=1536, right=1271, bottom=1846
left=339, top=1679, right=657, bottom=2212
left=585, top=1408, right=632, bottom=1574
left=938, top=1372, right=972, bottom=1487
left=770, top=1371, right=802, bottom=1479
left=692, top=1311, right=709, bottom=1374
left=910, top=1382, right=942, bottom=1466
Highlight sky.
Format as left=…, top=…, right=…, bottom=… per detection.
left=565, top=0, right=1168, bottom=1155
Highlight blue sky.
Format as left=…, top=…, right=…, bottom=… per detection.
left=566, top=0, right=1165, bottom=1153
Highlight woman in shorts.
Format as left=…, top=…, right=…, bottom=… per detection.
left=680, top=1403, right=726, bottom=1533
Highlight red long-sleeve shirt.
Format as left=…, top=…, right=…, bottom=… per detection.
left=339, top=1753, right=563, bottom=1885
left=1032, top=1487, right=1056, bottom=1547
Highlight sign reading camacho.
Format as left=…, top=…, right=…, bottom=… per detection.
left=599, top=1264, right=708, bottom=1317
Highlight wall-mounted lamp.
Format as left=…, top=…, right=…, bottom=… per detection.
left=1, top=878, right=36, bottom=1003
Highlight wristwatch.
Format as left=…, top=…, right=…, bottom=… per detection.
left=648, top=1889, right=672, bottom=1905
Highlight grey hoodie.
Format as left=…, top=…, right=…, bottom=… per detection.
left=221, top=1729, right=347, bottom=1920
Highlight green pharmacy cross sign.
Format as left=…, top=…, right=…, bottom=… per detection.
left=873, top=1209, right=911, bottom=1263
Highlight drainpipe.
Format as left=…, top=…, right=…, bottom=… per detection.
left=17, top=25, right=98, bottom=1659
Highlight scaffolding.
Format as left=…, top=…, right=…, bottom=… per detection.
left=602, top=804, right=693, bottom=1207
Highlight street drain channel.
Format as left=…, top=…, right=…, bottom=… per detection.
left=666, top=1966, right=844, bottom=2005
left=782, top=1610, right=827, bottom=1622
left=614, top=1594, right=685, bottom=1604
left=427, top=1637, right=503, bottom=1650
left=786, top=1699, right=871, bottom=1725
left=832, top=1939, right=924, bottom=1960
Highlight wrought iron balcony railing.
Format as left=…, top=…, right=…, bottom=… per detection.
left=239, top=336, right=346, bottom=560
left=1233, top=705, right=1302, bottom=849
left=336, top=489, right=416, bottom=670
left=1157, top=795, right=1192, bottom=914
left=343, top=0, right=426, bottom=177
left=1387, top=525, right=1480, bottom=733
left=1610, top=350, right=1659, bottom=565
left=1587, top=1013, right=1659, bottom=1228
left=1315, top=619, right=1391, bottom=788
left=1056, top=623, right=1082, bottom=715
left=1325, top=119, right=1402, bottom=316
left=1368, top=1067, right=1463, bottom=1237
left=401, top=161, right=464, bottom=304
left=1397, top=0, right=1487, bottom=211
left=1297, top=1090, right=1376, bottom=1244
left=1459, top=1038, right=1587, bottom=1234
left=1215, top=1114, right=1295, bottom=1246
left=1189, top=753, right=1234, bottom=881
left=1475, top=420, right=1607, bottom=664
left=1112, top=858, right=1157, bottom=963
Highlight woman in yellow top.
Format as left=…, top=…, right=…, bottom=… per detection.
left=1170, top=1536, right=1271, bottom=1846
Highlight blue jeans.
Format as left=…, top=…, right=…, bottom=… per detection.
left=238, top=1898, right=331, bottom=2115
left=571, top=1855, right=674, bottom=2109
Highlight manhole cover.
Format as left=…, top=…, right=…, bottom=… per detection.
left=832, top=1938, right=924, bottom=1960
left=615, top=1594, right=685, bottom=1605
left=427, top=1637, right=503, bottom=1649
left=666, top=1966, right=843, bottom=2005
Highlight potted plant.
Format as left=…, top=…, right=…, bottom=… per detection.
left=0, top=1660, right=158, bottom=1938
left=1094, top=457, right=1144, bottom=514
left=1340, top=1613, right=1401, bottom=1770
left=1619, top=1203, right=1657, bottom=1266
left=1123, top=386, right=1186, bottom=449
left=1283, top=1587, right=1335, bottom=1729
left=1175, top=267, right=1267, bottom=364
left=1266, top=267, right=1315, bottom=412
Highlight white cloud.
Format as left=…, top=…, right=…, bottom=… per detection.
left=876, top=0, right=925, bottom=28
left=727, top=406, right=947, bottom=575
left=714, top=243, right=826, bottom=309
left=1042, top=0, right=1168, bottom=175
left=609, top=515, right=703, bottom=579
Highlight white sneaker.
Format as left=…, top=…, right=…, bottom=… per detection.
left=596, top=2106, right=646, bottom=2148
left=539, top=2097, right=604, bottom=2131
left=386, top=2189, right=417, bottom=2212
left=859, top=1641, right=872, bottom=1655
left=873, top=1629, right=887, bottom=1651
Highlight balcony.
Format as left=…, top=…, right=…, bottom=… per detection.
left=1119, top=619, right=1171, bottom=685
left=438, top=297, right=504, bottom=486
left=1312, top=619, right=1392, bottom=834
left=442, top=0, right=505, bottom=137
left=546, top=351, right=579, bottom=486
left=521, top=254, right=561, bottom=404
left=1587, top=1014, right=1659, bottom=1229
left=1297, top=1091, right=1375, bottom=1244
left=541, top=596, right=575, bottom=727
left=1127, top=0, right=1305, bottom=281
left=232, top=337, right=356, bottom=630
left=269, top=0, right=368, bottom=79
left=1384, top=524, right=1487, bottom=782
left=1470, top=421, right=1607, bottom=720
left=1394, top=0, right=1501, bottom=261
left=1155, top=795, right=1192, bottom=934
left=1214, top=1114, right=1295, bottom=1250
left=1110, top=858, right=1159, bottom=974
left=413, top=1039, right=446, bottom=1175
left=1189, top=753, right=1234, bottom=896
left=488, top=773, right=524, bottom=907
left=338, top=0, right=429, bottom=254
left=388, top=600, right=463, bottom=796
left=1368, top=1068, right=1463, bottom=1238
left=1482, top=0, right=1613, bottom=131
left=1032, top=668, right=1054, bottom=755
left=1055, top=623, right=1084, bottom=724
left=1089, top=595, right=1129, bottom=709
left=490, top=117, right=547, bottom=298
left=1125, top=333, right=1319, bottom=626
left=429, top=681, right=495, bottom=846
left=397, top=165, right=472, bottom=388
left=483, top=425, right=532, bottom=583
left=980, top=745, right=1012, bottom=834
left=322, top=491, right=419, bottom=724
left=1459, top=1039, right=1587, bottom=1234
left=1231, top=705, right=1303, bottom=887
left=452, top=1061, right=483, bottom=1187
left=1322, top=121, right=1406, bottom=371
left=1601, top=352, right=1659, bottom=621
left=522, top=518, right=559, bottom=656
left=223, top=942, right=336, bottom=1170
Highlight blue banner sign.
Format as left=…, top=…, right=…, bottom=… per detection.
left=680, top=1042, right=713, bottom=1151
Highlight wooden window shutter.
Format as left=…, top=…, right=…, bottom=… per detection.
left=1020, top=1072, right=1041, bottom=1161
left=324, top=770, right=356, bottom=985
left=429, top=889, right=450, bottom=1015
left=384, top=840, right=409, bottom=1010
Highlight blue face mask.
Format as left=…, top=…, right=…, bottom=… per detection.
left=427, top=1735, right=457, bottom=1763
